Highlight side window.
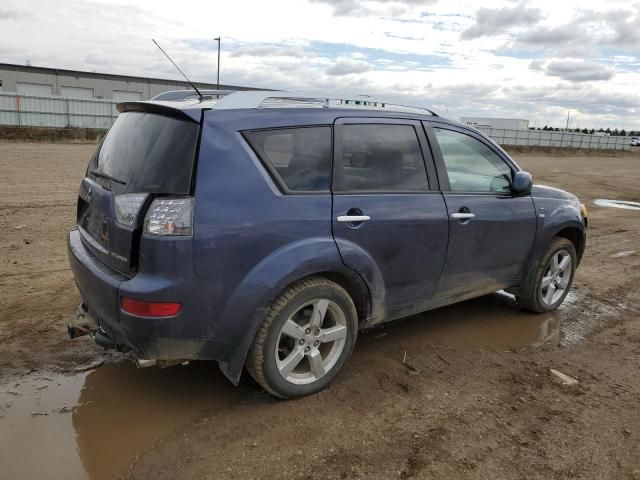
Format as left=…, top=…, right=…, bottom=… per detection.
left=244, top=126, right=331, bottom=192
left=434, top=128, right=512, bottom=193
left=335, top=124, right=429, bottom=193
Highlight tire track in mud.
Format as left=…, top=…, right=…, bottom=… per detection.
left=558, top=282, right=639, bottom=348
left=0, top=268, right=71, bottom=280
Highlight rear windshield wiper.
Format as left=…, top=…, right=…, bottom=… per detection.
left=89, top=169, right=127, bottom=185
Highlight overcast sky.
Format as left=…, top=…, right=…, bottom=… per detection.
left=1, top=0, right=639, bottom=129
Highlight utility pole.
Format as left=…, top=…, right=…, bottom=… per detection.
left=565, top=110, right=570, bottom=131
left=214, top=37, right=221, bottom=91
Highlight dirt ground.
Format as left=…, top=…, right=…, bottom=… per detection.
left=0, top=142, right=639, bottom=480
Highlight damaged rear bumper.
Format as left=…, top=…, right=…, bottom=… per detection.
left=67, top=229, right=228, bottom=366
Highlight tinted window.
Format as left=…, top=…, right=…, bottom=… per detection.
left=434, top=128, right=512, bottom=193
left=90, top=112, right=199, bottom=194
left=245, top=127, right=331, bottom=192
left=335, top=124, right=429, bottom=193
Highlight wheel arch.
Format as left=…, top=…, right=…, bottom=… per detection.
left=554, top=226, right=586, bottom=264
left=510, top=221, right=585, bottom=299
left=215, top=238, right=373, bottom=385
left=300, top=271, right=371, bottom=326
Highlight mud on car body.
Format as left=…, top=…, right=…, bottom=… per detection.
left=68, top=91, right=587, bottom=398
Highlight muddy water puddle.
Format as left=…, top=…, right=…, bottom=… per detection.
left=0, top=292, right=572, bottom=480
left=0, top=363, right=249, bottom=480
left=594, top=199, right=640, bottom=210
left=363, top=291, right=562, bottom=351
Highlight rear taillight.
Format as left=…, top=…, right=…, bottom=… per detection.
left=144, top=197, right=193, bottom=236
left=121, top=297, right=182, bottom=317
left=114, top=193, right=149, bottom=228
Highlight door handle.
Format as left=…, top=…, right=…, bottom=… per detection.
left=337, top=215, right=371, bottom=223
left=451, top=212, right=475, bottom=220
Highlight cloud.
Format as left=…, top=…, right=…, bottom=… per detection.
left=542, top=60, right=616, bottom=82
left=510, top=24, right=593, bottom=57
left=384, top=32, right=424, bottom=41
left=310, top=0, right=434, bottom=17
left=528, top=60, right=544, bottom=71
left=503, top=83, right=640, bottom=116
left=509, top=8, right=640, bottom=54
left=326, top=58, right=372, bottom=75
left=460, top=4, right=542, bottom=40
left=517, top=26, right=582, bottom=47
left=0, top=8, right=24, bottom=19
left=435, top=83, right=500, bottom=99
left=229, top=45, right=307, bottom=58
left=597, top=10, right=640, bottom=49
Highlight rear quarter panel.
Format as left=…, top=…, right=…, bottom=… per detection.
left=191, top=111, right=356, bottom=380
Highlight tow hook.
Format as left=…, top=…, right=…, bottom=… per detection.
left=68, top=304, right=98, bottom=339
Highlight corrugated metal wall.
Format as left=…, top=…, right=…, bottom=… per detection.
left=478, top=127, right=630, bottom=151
left=0, top=63, right=256, bottom=101
left=0, top=92, right=117, bottom=128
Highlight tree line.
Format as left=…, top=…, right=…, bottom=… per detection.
left=531, top=126, right=640, bottom=137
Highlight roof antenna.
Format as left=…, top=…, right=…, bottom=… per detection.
left=152, top=39, right=204, bottom=101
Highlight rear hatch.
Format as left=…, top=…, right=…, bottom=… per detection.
left=77, top=106, right=200, bottom=275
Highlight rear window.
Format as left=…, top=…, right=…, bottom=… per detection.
left=244, top=127, right=331, bottom=193
left=89, top=112, right=199, bottom=194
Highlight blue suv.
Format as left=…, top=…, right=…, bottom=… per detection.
left=67, top=91, right=587, bottom=398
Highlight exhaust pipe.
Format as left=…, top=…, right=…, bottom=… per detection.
left=134, top=357, right=157, bottom=368
left=70, top=303, right=159, bottom=368
left=134, top=358, right=188, bottom=368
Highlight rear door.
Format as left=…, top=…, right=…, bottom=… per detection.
left=77, top=110, right=199, bottom=275
left=424, top=123, right=536, bottom=295
left=331, top=118, right=449, bottom=320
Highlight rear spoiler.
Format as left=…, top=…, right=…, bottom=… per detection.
left=116, top=101, right=201, bottom=123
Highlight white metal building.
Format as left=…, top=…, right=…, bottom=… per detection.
left=0, top=63, right=255, bottom=101
left=460, top=117, right=530, bottom=130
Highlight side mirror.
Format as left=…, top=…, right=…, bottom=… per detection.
left=511, top=171, right=533, bottom=196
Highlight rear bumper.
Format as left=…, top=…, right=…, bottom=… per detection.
left=67, top=229, right=227, bottom=361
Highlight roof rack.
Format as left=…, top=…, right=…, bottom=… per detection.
left=211, top=91, right=438, bottom=116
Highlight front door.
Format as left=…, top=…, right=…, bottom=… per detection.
left=331, top=118, right=449, bottom=321
left=425, top=124, right=536, bottom=296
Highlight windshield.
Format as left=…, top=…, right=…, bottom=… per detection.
left=89, top=112, right=199, bottom=194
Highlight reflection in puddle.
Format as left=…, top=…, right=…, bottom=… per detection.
left=362, top=292, right=560, bottom=351
left=594, top=199, right=640, bottom=210
left=0, top=363, right=247, bottom=480
left=0, top=292, right=561, bottom=480
left=74, top=363, right=248, bottom=480
left=0, top=374, right=87, bottom=480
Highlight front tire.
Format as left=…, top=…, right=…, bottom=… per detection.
left=517, top=237, right=577, bottom=313
left=246, top=277, right=358, bottom=399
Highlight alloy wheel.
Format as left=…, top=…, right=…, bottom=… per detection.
left=274, top=299, right=348, bottom=385
left=540, top=249, right=572, bottom=306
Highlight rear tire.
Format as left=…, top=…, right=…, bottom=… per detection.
left=517, top=237, right=577, bottom=313
left=246, top=277, right=358, bottom=399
